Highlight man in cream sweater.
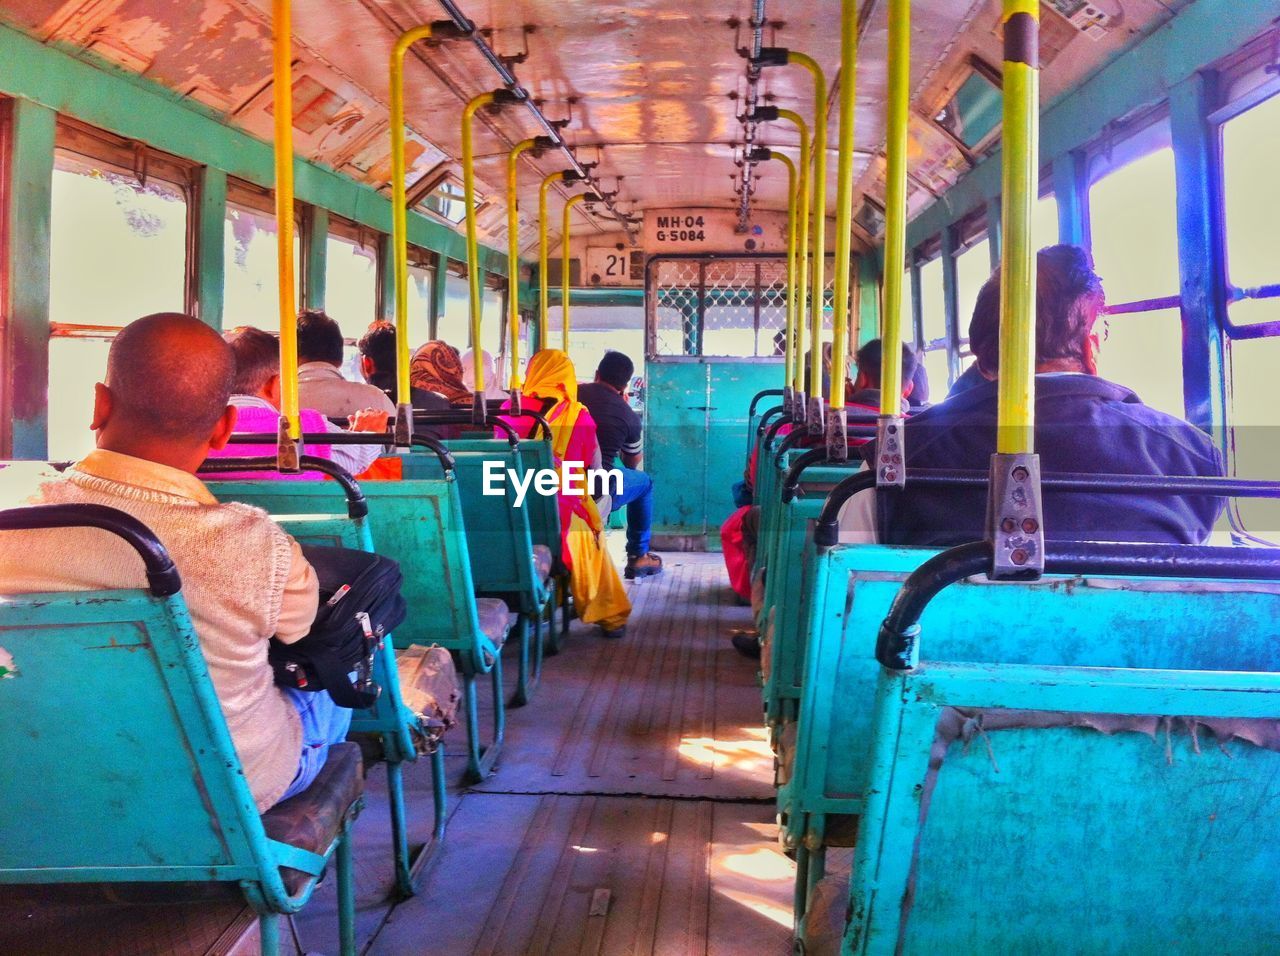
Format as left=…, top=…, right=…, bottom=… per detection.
left=0, top=313, right=346, bottom=811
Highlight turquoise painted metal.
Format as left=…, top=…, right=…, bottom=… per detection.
left=780, top=542, right=1280, bottom=950
left=208, top=476, right=508, bottom=783
left=271, top=511, right=446, bottom=900
left=645, top=360, right=782, bottom=544
left=405, top=439, right=556, bottom=706
left=0, top=509, right=361, bottom=955
left=512, top=438, right=571, bottom=654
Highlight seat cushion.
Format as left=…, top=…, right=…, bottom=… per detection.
left=475, top=597, right=514, bottom=646
left=532, top=544, right=553, bottom=583
left=262, top=741, right=364, bottom=894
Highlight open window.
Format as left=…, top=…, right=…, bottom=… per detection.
left=223, top=179, right=300, bottom=334
left=47, top=123, right=192, bottom=460
left=1087, top=116, right=1185, bottom=418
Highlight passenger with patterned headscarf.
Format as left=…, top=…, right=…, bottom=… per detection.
left=501, top=349, right=632, bottom=639
left=410, top=341, right=471, bottom=405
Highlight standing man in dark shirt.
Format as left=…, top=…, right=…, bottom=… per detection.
left=579, top=351, right=663, bottom=578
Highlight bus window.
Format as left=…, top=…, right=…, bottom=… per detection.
left=1221, top=90, right=1280, bottom=327
left=1228, top=335, right=1280, bottom=542
left=547, top=304, right=645, bottom=400
left=1089, top=141, right=1185, bottom=417
left=481, top=284, right=505, bottom=360
left=224, top=200, right=300, bottom=333
left=954, top=238, right=991, bottom=338
left=324, top=231, right=378, bottom=336
left=48, top=152, right=187, bottom=460
left=403, top=257, right=433, bottom=349
left=438, top=269, right=470, bottom=349
left=1221, top=89, right=1280, bottom=542
left=918, top=255, right=946, bottom=346
left=1032, top=193, right=1058, bottom=252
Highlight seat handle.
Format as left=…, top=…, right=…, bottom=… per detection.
left=0, top=503, right=182, bottom=596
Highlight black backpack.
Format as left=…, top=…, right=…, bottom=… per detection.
left=269, top=545, right=408, bottom=709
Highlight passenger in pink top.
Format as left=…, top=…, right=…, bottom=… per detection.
left=203, top=327, right=389, bottom=479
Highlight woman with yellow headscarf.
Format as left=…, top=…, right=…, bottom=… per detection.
left=502, top=349, right=631, bottom=638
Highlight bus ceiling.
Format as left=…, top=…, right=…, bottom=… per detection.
left=11, top=1, right=1181, bottom=251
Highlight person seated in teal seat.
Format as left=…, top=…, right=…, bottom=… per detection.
left=0, top=313, right=348, bottom=810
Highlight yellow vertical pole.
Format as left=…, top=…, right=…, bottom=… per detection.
left=389, top=24, right=433, bottom=441
left=828, top=0, right=858, bottom=452
left=775, top=154, right=798, bottom=398
left=561, top=193, right=589, bottom=353
left=462, top=91, right=496, bottom=419
left=789, top=52, right=827, bottom=426
left=996, top=0, right=1040, bottom=455
left=879, top=0, right=910, bottom=414
left=507, top=138, right=537, bottom=404
left=537, top=171, right=561, bottom=351
left=778, top=109, right=810, bottom=409
left=272, top=0, right=300, bottom=453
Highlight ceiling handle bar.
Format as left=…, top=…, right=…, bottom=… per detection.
left=431, top=0, right=637, bottom=243
left=506, top=136, right=552, bottom=411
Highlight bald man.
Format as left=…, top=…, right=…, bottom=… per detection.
left=0, top=313, right=347, bottom=811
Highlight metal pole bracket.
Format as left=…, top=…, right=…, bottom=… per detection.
left=986, top=452, right=1045, bottom=580
left=276, top=417, right=301, bottom=474
left=825, top=406, right=849, bottom=461
left=875, top=415, right=906, bottom=487
left=807, top=395, right=825, bottom=436
left=394, top=402, right=414, bottom=448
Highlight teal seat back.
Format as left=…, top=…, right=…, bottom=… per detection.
left=793, top=544, right=1280, bottom=827
left=0, top=523, right=270, bottom=888
left=208, top=478, right=484, bottom=657
left=515, top=440, right=563, bottom=567
left=833, top=554, right=1280, bottom=953
left=405, top=441, right=540, bottom=601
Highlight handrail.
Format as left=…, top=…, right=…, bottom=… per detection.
left=199, top=455, right=369, bottom=519
left=748, top=389, right=786, bottom=421
left=813, top=469, right=1280, bottom=548
left=828, top=0, right=858, bottom=428
left=775, top=427, right=875, bottom=479
left=462, top=90, right=498, bottom=420
left=879, top=0, right=910, bottom=415
left=996, top=0, right=1041, bottom=457
left=789, top=50, right=828, bottom=426
left=0, top=503, right=182, bottom=597
left=756, top=404, right=787, bottom=437
left=779, top=108, right=812, bottom=407
left=778, top=446, right=866, bottom=501
left=411, top=410, right=523, bottom=447
left=561, top=193, right=591, bottom=352
left=390, top=23, right=436, bottom=425
left=226, top=430, right=457, bottom=475
left=538, top=171, right=568, bottom=349
left=506, top=136, right=541, bottom=407
left=875, top=538, right=1280, bottom=671
left=272, top=0, right=300, bottom=451
left=748, top=151, right=798, bottom=396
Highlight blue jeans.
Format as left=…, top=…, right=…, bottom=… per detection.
left=280, top=687, right=353, bottom=801
left=612, top=466, right=654, bottom=557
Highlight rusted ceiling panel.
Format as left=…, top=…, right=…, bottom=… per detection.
left=0, top=0, right=1184, bottom=251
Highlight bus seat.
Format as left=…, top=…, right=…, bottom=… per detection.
left=406, top=441, right=553, bottom=707
left=515, top=439, right=571, bottom=654
left=270, top=511, right=453, bottom=899
left=789, top=544, right=1280, bottom=952
left=0, top=503, right=362, bottom=956
left=206, top=477, right=509, bottom=784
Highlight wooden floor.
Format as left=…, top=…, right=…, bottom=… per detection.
left=0, top=551, right=795, bottom=955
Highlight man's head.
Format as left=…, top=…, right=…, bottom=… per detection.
left=93, top=313, right=237, bottom=472
left=853, top=339, right=918, bottom=398
left=224, top=326, right=282, bottom=405
left=969, top=244, right=1106, bottom=377
left=296, top=309, right=345, bottom=366
left=595, top=351, right=635, bottom=392
left=357, top=321, right=398, bottom=386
